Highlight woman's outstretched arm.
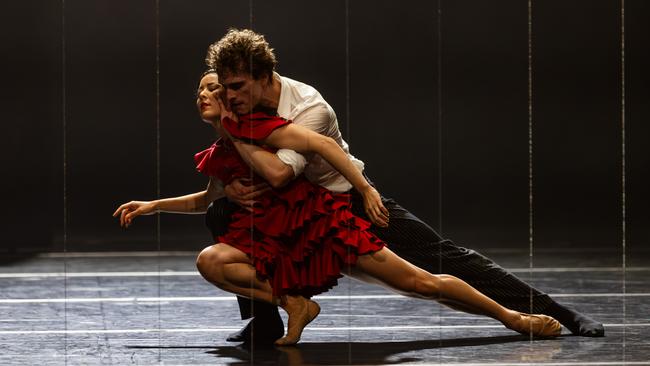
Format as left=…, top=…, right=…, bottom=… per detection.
left=112, top=178, right=224, bottom=228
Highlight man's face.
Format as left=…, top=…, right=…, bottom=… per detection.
left=219, top=71, right=266, bottom=115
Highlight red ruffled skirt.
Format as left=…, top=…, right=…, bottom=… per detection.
left=217, top=176, right=385, bottom=297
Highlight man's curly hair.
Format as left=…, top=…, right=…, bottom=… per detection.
left=205, top=28, right=277, bottom=82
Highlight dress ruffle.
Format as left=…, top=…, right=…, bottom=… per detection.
left=219, top=177, right=383, bottom=297
left=194, top=139, right=251, bottom=185
left=196, top=113, right=384, bottom=297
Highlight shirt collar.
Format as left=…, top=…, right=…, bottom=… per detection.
left=275, top=72, right=293, bottom=118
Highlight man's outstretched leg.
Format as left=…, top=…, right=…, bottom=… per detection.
left=350, top=193, right=604, bottom=337
left=205, top=198, right=284, bottom=344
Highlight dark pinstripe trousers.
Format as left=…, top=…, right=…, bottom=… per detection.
left=205, top=188, right=554, bottom=321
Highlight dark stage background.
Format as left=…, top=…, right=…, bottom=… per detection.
left=1, top=1, right=648, bottom=263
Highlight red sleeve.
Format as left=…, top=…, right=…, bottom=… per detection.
left=222, top=112, right=291, bottom=141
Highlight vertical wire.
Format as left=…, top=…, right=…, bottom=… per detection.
left=437, top=1, right=443, bottom=236
left=436, top=0, right=443, bottom=356
left=620, top=0, right=627, bottom=360
left=248, top=1, right=255, bottom=360
left=344, top=0, right=352, bottom=361
left=155, top=0, right=161, bottom=361
left=61, top=0, right=68, bottom=364
left=527, top=0, right=534, bottom=342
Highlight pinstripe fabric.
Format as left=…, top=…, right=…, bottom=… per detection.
left=348, top=191, right=554, bottom=314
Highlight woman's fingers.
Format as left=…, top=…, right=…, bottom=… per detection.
left=120, top=207, right=130, bottom=227
left=216, top=96, right=227, bottom=114
left=217, top=97, right=237, bottom=123
left=124, top=213, right=132, bottom=227
left=124, top=209, right=141, bottom=228
left=112, top=204, right=126, bottom=217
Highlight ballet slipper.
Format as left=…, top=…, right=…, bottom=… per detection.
left=274, top=296, right=321, bottom=346
left=511, top=312, right=562, bottom=337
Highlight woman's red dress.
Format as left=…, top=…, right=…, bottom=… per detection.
left=194, top=113, right=384, bottom=297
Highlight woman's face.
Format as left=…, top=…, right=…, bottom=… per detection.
left=196, top=73, right=223, bottom=122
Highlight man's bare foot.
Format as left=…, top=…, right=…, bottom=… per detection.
left=275, top=296, right=321, bottom=346
left=508, top=312, right=562, bottom=337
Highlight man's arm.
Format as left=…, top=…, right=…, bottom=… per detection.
left=229, top=142, right=302, bottom=188
left=228, top=103, right=330, bottom=188
left=262, top=123, right=389, bottom=227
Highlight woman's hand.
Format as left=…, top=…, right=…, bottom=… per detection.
left=216, top=97, right=238, bottom=124
left=361, top=186, right=390, bottom=228
left=112, top=201, right=158, bottom=228
left=214, top=96, right=239, bottom=142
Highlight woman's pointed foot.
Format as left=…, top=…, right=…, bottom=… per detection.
left=510, top=312, right=562, bottom=337
left=275, top=296, right=320, bottom=346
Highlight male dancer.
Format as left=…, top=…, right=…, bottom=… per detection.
left=203, top=28, right=604, bottom=343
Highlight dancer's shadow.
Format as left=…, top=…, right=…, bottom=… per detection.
left=206, top=335, right=563, bottom=365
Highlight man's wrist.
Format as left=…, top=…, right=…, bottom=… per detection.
left=359, top=184, right=373, bottom=194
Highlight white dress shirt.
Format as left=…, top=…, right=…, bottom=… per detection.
left=274, top=73, right=365, bottom=193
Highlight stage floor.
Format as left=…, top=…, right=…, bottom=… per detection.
left=1, top=249, right=648, bottom=365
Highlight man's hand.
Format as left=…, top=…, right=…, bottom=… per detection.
left=361, top=186, right=390, bottom=228
left=112, top=201, right=158, bottom=228
left=224, top=178, right=271, bottom=212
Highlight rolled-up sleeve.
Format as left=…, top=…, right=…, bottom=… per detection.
left=275, top=101, right=334, bottom=177
left=276, top=148, right=307, bottom=177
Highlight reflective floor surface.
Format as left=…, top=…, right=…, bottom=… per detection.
left=1, top=248, right=648, bottom=365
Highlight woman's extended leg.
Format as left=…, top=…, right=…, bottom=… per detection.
left=345, top=247, right=561, bottom=337
left=196, top=243, right=320, bottom=345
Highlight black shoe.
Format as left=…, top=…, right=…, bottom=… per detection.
left=546, top=302, right=605, bottom=337
left=227, top=316, right=285, bottom=344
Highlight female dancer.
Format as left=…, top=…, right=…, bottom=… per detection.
left=115, top=71, right=561, bottom=346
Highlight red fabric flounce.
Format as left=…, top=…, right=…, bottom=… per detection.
left=218, top=176, right=384, bottom=298
left=194, top=139, right=256, bottom=185
left=194, top=141, right=221, bottom=178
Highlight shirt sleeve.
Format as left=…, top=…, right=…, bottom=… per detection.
left=275, top=102, right=333, bottom=176
left=291, top=102, right=335, bottom=135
